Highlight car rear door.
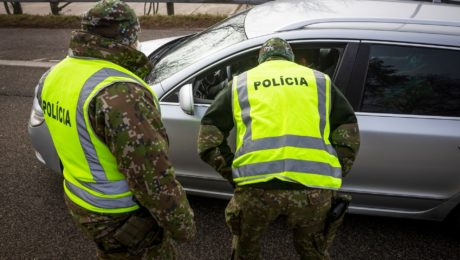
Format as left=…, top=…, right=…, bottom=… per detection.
left=343, top=41, right=460, bottom=218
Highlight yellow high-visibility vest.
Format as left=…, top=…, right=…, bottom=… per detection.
left=232, top=60, right=342, bottom=189
left=40, top=56, right=159, bottom=213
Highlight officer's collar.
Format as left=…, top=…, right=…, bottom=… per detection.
left=68, top=30, right=152, bottom=80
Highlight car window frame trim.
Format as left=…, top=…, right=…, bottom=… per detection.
left=356, top=112, right=460, bottom=121
left=361, top=40, right=460, bottom=51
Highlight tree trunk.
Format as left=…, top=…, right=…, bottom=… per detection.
left=166, top=2, right=174, bottom=16
left=11, top=2, right=22, bottom=14
left=50, top=2, right=60, bottom=15
left=3, top=2, right=11, bottom=15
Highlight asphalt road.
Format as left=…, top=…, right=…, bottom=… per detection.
left=0, top=28, right=459, bottom=259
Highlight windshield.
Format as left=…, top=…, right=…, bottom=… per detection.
left=148, top=10, right=248, bottom=83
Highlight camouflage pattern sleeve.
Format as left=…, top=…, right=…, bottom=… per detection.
left=331, top=123, right=360, bottom=177
left=198, top=125, right=234, bottom=185
left=198, top=83, right=235, bottom=184
left=329, top=83, right=360, bottom=177
left=88, top=82, right=196, bottom=242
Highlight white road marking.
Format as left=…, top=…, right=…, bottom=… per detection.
left=0, top=59, right=58, bottom=68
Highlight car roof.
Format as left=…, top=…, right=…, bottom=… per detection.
left=244, top=0, right=460, bottom=38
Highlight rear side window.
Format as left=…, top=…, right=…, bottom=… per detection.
left=361, top=44, right=460, bottom=117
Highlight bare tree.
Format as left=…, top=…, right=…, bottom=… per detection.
left=3, top=1, right=23, bottom=15
left=50, top=1, right=72, bottom=15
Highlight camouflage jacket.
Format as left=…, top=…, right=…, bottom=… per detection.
left=67, top=31, right=195, bottom=242
left=198, top=63, right=360, bottom=189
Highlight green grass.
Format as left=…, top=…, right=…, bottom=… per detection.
left=0, top=13, right=227, bottom=29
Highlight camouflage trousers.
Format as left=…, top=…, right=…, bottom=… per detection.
left=225, top=187, right=334, bottom=260
left=64, top=195, right=175, bottom=260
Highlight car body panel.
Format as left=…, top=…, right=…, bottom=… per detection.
left=244, top=0, right=460, bottom=38
left=139, top=36, right=183, bottom=58
left=345, top=113, right=460, bottom=200
left=28, top=120, right=61, bottom=173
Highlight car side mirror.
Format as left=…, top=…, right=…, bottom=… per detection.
left=179, top=84, right=195, bottom=115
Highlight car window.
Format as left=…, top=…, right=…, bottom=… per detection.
left=361, top=44, right=460, bottom=117
left=192, top=51, right=259, bottom=103
left=292, top=46, right=342, bottom=78
left=162, top=44, right=345, bottom=103
left=162, top=50, right=259, bottom=103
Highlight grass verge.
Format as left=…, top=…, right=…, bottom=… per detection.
left=0, top=13, right=226, bottom=29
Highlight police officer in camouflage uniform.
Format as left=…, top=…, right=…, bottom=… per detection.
left=198, top=38, right=360, bottom=259
left=36, top=0, right=195, bottom=258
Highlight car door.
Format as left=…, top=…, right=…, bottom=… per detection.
left=158, top=40, right=356, bottom=198
left=344, top=42, right=460, bottom=217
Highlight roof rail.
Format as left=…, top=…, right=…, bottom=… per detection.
left=431, top=0, right=460, bottom=4
left=277, top=18, right=460, bottom=32
left=409, top=0, right=460, bottom=5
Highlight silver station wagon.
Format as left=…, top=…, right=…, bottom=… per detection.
left=29, top=0, right=460, bottom=230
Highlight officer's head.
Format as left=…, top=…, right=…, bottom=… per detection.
left=258, top=37, right=295, bottom=64
left=81, top=0, right=140, bottom=47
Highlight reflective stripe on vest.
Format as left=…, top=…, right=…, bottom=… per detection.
left=76, top=68, right=159, bottom=184
left=41, top=57, right=159, bottom=213
left=231, top=60, right=342, bottom=189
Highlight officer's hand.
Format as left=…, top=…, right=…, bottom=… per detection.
left=213, top=155, right=227, bottom=171
left=219, top=167, right=235, bottom=188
